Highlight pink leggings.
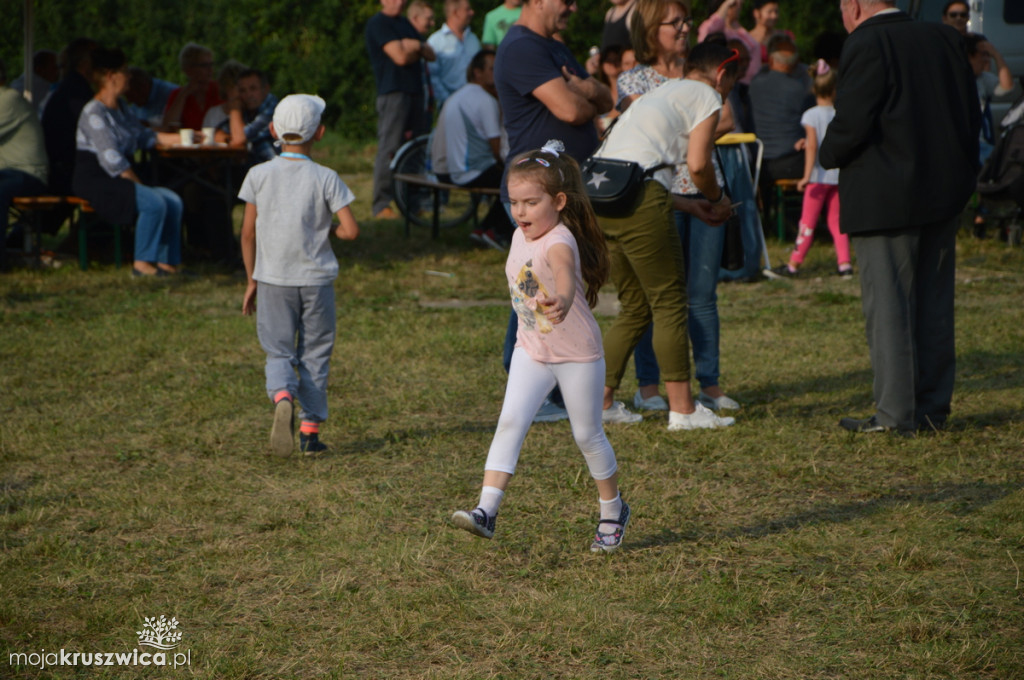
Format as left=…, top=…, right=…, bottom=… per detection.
left=791, top=183, right=850, bottom=266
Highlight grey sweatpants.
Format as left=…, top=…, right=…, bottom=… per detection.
left=256, top=282, right=336, bottom=423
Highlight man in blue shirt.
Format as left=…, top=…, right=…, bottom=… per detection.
left=233, top=69, right=279, bottom=165
left=125, top=67, right=178, bottom=128
left=366, top=0, right=436, bottom=219
left=495, top=0, right=613, bottom=422
left=427, top=0, right=482, bottom=108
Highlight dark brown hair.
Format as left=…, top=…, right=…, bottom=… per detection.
left=506, top=148, right=609, bottom=308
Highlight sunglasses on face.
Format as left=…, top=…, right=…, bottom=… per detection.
left=660, top=16, right=694, bottom=30
left=946, top=11, right=968, bottom=19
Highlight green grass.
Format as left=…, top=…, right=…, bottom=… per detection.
left=1, top=165, right=1023, bottom=678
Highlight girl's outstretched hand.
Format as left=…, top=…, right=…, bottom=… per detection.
left=537, top=293, right=571, bottom=325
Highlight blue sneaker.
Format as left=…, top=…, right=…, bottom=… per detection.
left=590, top=501, right=631, bottom=553
left=451, top=508, right=496, bottom=539
left=300, top=432, right=328, bottom=456
left=533, top=398, right=568, bottom=423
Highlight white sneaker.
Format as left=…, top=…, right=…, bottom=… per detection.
left=697, top=391, right=740, bottom=411
left=602, top=401, right=643, bottom=424
left=667, top=403, right=735, bottom=430
left=533, top=398, right=569, bottom=423
left=633, top=389, right=669, bottom=411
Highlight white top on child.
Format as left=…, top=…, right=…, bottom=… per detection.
left=238, top=158, right=355, bottom=287
left=506, top=223, right=603, bottom=364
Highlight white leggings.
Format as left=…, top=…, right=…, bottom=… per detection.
left=484, top=348, right=618, bottom=481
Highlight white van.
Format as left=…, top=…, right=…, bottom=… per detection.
left=900, top=0, right=1024, bottom=125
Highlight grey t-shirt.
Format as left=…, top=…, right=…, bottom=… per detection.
left=239, top=157, right=355, bottom=286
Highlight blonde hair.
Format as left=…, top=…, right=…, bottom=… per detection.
left=809, top=61, right=838, bottom=99
left=507, top=148, right=609, bottom=308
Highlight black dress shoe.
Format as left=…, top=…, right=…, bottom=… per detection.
left=840, top=415, right=916, bottom=437
left=839, top=415, right=891, bottom=433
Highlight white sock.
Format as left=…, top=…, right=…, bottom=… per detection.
left=599, top=492, right=622, bottom=527
left=477, top=486, right=504, bottom=517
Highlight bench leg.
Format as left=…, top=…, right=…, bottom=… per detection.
left=776, top=185, right=785, bottom=242
left=77, top=210, right=88, bottom=271
left=432, top=188, right=440, bottom=240
left=114, top=222, right=123, bottom=269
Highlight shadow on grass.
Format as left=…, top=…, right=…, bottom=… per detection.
left=742, top=348, right=1024, bottom=421
left=634, top=480, right=1022, bottom=549
left=314, top=422, right=497, bottom=459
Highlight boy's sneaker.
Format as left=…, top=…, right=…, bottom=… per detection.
left=602, top=401, right=643, bottom=424
left=633, top=389, right=668, bottom=411
left=534, top=398, right=569, bottom=423
left=590, top=501, right=631, bottom=553
left=270, top=397, right=294, bottom=456
left=667, top=403, right=735, bottom=431
left=451, top=508, right=496, bottom=539
left=300, top=432, right=328, bottom=456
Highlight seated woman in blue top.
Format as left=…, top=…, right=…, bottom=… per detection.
left=73, top=47, right=185, bottom=276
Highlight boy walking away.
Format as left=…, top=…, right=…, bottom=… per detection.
left=240, top=95, right=359, bottom=456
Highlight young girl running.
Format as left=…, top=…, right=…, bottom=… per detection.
left=452, top=142, right=631, bottom=553
left=776, top=60, right=852, bottom=278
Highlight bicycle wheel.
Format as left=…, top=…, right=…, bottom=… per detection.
left=391, top=135, right=480, bottom=229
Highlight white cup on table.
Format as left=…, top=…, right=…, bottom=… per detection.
left=202, top=127, right=216, bottom=146
left=179, top=129, right=195, bottom=146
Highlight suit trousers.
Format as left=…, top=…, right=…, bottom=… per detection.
left=851, top=216, right=958, bottom=431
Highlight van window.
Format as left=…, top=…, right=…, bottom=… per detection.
left=1006, top=3, right=1024, bottom=23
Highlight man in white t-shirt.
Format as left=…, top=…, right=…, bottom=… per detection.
left=431, top=49, right=513, bottom=248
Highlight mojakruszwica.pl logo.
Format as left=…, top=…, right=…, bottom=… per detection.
left=8, top=615, right=192, bottom=670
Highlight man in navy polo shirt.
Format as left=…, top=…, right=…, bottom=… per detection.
left=366, top=0, right=436, bottom=219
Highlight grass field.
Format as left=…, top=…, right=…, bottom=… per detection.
left=1, top=156, right=1023, bottom=678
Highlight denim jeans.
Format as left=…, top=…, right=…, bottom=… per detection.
left=632, top=207, right=724, bottom=389
left=134, top=183, right=183, bottom=265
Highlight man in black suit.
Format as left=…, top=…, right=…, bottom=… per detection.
left=819, top=0, right=979, bottom=435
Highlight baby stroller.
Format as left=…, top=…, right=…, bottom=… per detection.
left=977, top=96, right=1024, bottom=245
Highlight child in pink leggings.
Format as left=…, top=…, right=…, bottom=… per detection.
left=777, top=60, right=853, bottom=278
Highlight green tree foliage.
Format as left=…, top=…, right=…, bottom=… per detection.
left=2, top=0, right=841, bottom=142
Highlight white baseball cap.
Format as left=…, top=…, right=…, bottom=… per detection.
left=273, top=94, right=326, bottom=145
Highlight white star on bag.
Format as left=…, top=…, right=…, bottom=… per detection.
left=587, top=171, right=609, bottom=189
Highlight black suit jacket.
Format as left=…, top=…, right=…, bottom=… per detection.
left=819, top=11, right=980, bottom=235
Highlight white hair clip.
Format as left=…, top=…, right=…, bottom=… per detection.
left=541, top=139, right=565, bottom=157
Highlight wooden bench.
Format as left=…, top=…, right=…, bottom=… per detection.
left=9, top=196, right=66, bottom=268
left=772, top=178, right=803, bottom=242
left=66, top=196, right=126, bottom=271
left=8, top=196, right=124, bottom=271
left=392, top=173, right=501, bottom=239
